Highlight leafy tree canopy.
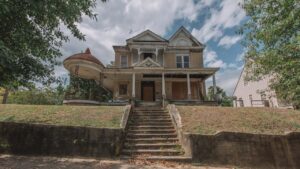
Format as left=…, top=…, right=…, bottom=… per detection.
left=241, top=0, right=300, bottom=107
left=0, top=0, right=101, bottom=89
left=207, top=86, right=233, bottom=107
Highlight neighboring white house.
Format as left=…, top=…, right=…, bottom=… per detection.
left=233, top=67, right=292, bottom=108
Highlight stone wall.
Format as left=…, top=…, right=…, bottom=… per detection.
left=0, top=122, right=124, bottom=158
left=185, top=132, right=300, bottom=169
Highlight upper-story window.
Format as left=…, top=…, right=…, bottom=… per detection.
left=176, top=55, right=189, bottom=68
left=143, top=53, right=153, bottom=60
left=121, top=55, right=127, bottom=67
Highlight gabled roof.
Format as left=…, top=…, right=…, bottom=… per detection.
left=133, top=57, right=162, bottom=68
left=126, top=30, right=168, bottom=43
left=169, top=26, right=204, bottom=47
left=232, top=66, right=245, bottom=96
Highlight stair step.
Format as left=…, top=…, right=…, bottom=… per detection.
left=128, top=129, right=176, bottom=134
left=124, top=143, right=178, bottom=149
left=126, top=138, right=179, bottom=144
left=120, top=155, right=192, bottom=162
left=133, top=118, right=171, bottom=121
left=132, top=122, right=173, bottom=125
left=134, top=110, right=167, bottom=113
left=130, top=126, right=174, bottom=129
left=133, top=119, right=172, bottom=122
left=133, top=115, right=170, bottom=118
left=133, top=114, right=169, bottom=116
left=122, top=149, right=182, bottom=156
left=127, top=133, right=177, bottom=138
left=134, top=113, right=168, bottom=116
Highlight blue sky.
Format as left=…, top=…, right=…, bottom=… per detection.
left=57, top=0, right=247, bottom=95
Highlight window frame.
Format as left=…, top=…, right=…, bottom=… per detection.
left=120, top=55, right=128, bottom=68
left=176, top=54, right=190, bottom=68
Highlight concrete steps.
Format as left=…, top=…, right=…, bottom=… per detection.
left=127, top=133, right=178, bottom=138
left=121, top=106, right=190, bottom=161
left=128, top=129, right=176, bottom=134
left=122, top=149, right=183, bottom=156
left=124, top=143, right=178, bottom=149
left=129, top=126, right=175, bottom=130
left=125, top=138, right=179, bottom=143
left=120, top=155, right=192, bottom=162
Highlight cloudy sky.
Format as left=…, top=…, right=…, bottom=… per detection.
left=57, top=0, right=247, bottom=95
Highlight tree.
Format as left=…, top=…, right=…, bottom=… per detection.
left=64, top=75, right=112, bottom=102
left=241, top=0, right=300, bottom=108
left=207, top=86, right=233, bottom=107
left=7, top=85, right=66, bottom=105
left=0, top=0, right=105, bottom=103
left=207, top=86, right=226, bottom=101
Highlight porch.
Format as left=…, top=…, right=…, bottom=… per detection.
left=104, top=67, right=219, bottom=106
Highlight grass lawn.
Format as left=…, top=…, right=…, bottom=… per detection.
left=178, top=106, right=300, bottom=135
left=0, top=104, right=124, bottom=128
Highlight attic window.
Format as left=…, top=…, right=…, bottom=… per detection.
left=143, top=53, right=153, bottom=60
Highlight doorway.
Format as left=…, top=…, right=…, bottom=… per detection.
left=141, top=81, right=155, bottom=101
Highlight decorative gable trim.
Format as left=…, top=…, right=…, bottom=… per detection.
left=127, top=30, right=168, bottom=43
left=133, top=57, right=162, bottom=68
left=169, top=26, right=204, bottom=47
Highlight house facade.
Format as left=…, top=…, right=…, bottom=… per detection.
left=233, top=67, right=292, bottom=108
left=63, top=27, right=219, bottom=105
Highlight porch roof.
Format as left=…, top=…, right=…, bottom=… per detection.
left=102, top=67, right=219, bottom=79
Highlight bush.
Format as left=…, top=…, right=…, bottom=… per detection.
left=7, top=86, right=64, bottom=105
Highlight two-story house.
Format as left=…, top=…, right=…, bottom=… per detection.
left=63, top=26, right=219, bottom=104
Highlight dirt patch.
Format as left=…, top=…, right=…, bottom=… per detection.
left=178, top=106, right=300, bottom=134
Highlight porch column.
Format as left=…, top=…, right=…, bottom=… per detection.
left=162, top=73, right=166, bottom=99
left=132, top=73, right=136, bottom=98
left=212, top=74, right=216, bottom=100
left=187, top=73, right=191, bottom=100
left=155, top=48, right=158, bottom=62
left=138, top=48, right=141, bottom=62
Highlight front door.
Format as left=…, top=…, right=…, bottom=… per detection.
left=141, top=81, right=155, bottom=101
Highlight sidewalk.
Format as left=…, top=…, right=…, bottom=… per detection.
left=0, top=154, right=235, bottom=169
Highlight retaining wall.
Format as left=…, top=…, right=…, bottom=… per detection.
left=0, top=122, right=123, bottom=158
left=185, top=132, right=300, bottom=169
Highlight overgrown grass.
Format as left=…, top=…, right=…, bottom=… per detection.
left=178, top=106, right=300, bottom=135
left=0, top=104, right=124, bottom=128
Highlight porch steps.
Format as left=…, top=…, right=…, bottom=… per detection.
left=121, top=106, right=191, bottom=162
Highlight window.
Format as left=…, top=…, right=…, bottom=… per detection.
left=176, top=56, right=182, bottom=68
left=183, top=56, right=189, bottom=68
left=176, top=55, right=189, bottom=68
left=239, top=98, right=244, bottom=107
left=144, top=53, right=153, bottom=60
left=121, top=55, right=127, bottom=68
left=119, top=84, right=127, bottom=95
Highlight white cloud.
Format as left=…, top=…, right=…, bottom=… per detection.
left=236, top=49, right=246, bottom=62
left=218, top=35, right=242, bottom=48
left=191, top=0, right=245, bottom=43
left=204, top=49, right=227, bottom=68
